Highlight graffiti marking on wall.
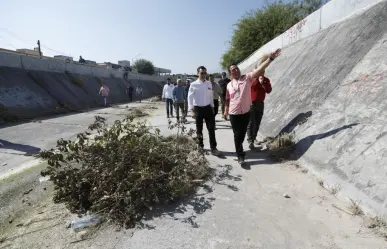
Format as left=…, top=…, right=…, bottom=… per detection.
left=286, top=19, right=307, bottom=43
left=342, top=73, right=385, bottom=97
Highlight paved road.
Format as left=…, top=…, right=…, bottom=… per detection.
left=0, top=102, right=152, bottom=179
left=1, top=104, right=386, bottom=249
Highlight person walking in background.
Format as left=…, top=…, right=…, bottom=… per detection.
left=224, top=49, right=281, bottom=165
left=126, top=82, right=134, bottom=102
left=162, top=78, right=175, bottom=118
left=184, top=79, right=191, bottom=118
left=218, top=72, right=231, bottom=120
left=173, top=79, right=186, bottom=123
left=99, top=83, right=110, bottom=107
left=188, top=66, right=221, bottom=156
left=247, top=55, right=272, bottom=150
left=209, top=74, right=222, bottom=129
left=136, top=84, right=143, bottom=103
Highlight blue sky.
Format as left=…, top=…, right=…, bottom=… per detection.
left=0, top=0, right=269, bottom=74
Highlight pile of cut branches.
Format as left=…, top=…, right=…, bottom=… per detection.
left=39, top=115, right=212, bottom=228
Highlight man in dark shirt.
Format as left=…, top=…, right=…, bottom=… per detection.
left=218, top=72, right=231, bottom=120
left=247, top=64, right=272, bottom=150
left=126, top=83, right=134, bottom=102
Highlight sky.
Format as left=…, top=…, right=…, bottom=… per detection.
left=0, top=0, right=269, bottom=74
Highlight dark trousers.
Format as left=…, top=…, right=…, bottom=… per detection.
left=229, top=112, right=250, bottom=157
left=165, top=98, right=173, bottom=117
left=184, top=100, right=188, bottom=116
left=136, top=93, right=142, bottom=102
left=213, top=99, right=219, bottom=117
left=128, top=92, right=133, bottom=102
left=175, top=102, right=185, bottom=120
left=247, top=102, right=264, bottom=144
left=194, top=105, right=217, bottom=149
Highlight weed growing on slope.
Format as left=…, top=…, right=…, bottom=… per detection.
left=266, top=132, right=297, bottom=161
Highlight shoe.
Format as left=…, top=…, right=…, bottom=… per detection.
left=197, top=144, right=204, bottom=153
left=249, top=143, right=255, bottom=150
left=211, top=148, right=221, bottom=156
left=238, top=156, right=245, bottom=165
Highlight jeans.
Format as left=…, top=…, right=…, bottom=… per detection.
left=247, top=102, right=264, bottom=144
left=229, top=112, right=250, bottom=157
left=165, top=98, right=173, bottom=117
left=194, top=105, right=217, bottom=149
left=175, top=102, right=185, bottom=120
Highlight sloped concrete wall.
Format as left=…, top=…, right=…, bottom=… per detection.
left=238, top=0, right=384, bottom=74
left=0, top=67, right=164, bottom=121
left=260, top=1, right=387, bottom=218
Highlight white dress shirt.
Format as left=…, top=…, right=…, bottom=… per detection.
left=187, top=79, right=214, bottom=111
left=162, top=84, right=175, bottom=99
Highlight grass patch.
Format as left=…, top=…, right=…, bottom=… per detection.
left=131, top=108, right=148, bottom=117
left=348, top=198, right=364, bottom=216
left=266, top=132, right=297, bottom=161
left=328, top=184, right=342, bottom=196
left=39, top=116, right=212, bottom=229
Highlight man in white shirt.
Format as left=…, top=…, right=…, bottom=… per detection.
left=188, top=66, right=221, bottom=156
left=162, top=78, right=175, bottom=118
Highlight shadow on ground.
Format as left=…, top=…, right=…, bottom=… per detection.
left=293, top=123, right=358, bottom=160
left=0, top=139, right=41, bottom=155
left=140, top=164, right=242, bottom=229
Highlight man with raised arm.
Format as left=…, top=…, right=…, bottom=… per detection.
left=224, top=49, right=281, bottom=166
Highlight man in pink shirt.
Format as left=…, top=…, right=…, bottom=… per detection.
left=224, top=48, right=281, bottom=166
left=99, top=83, right=110, bottom=107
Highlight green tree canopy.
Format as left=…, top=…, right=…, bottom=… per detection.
left=220, top=0, right=329, bottom=69
left=133, top=58, right=155, bottom=75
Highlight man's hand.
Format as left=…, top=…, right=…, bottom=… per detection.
left=223, top=109, right=228, bottom=120
left=192, top=110, right=196, bottom=119
left=270, top=48, right=281, bottom=59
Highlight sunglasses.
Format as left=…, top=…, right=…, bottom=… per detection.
left=199, top=72, right=207, bottom=75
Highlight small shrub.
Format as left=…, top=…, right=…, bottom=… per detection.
left=329, top=184, right=342, bottom=196
left=39, top=116, right=212, bottom=228
left=132, top=108, right=148, bottom=117
left=348, top=198, right=364, bottom=216
left=266, top=132, right=296, bottom=161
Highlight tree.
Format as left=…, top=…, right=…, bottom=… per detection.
left=220, top=0, right=329, bottom=69
left=133, top=58, right=155, bottom=75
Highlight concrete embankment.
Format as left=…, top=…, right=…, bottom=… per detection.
left=0, top=53, right=164, bottom=121
left=255, top=1, right=387, bottom=218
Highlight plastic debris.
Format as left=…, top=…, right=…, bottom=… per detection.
left=71, top=217, right=101, bottom=232
left=39, top=176, right=50, bottom=183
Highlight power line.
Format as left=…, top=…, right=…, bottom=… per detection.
left=0, top=27, right=72, bottom=56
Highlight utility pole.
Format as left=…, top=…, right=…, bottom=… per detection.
left=37, top=40, right=42, bottom=58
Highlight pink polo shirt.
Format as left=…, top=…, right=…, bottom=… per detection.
left=225, top=73, right=253, bottom=115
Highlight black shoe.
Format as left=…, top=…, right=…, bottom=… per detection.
left=197, top=144, right=204, bottom=153
left=238, top=156, right=245, bottom=165
left=249, top=143, right=255, bottom=150
left=211, top=148, right=221, bottom=156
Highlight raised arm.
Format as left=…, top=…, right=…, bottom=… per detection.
left=250, top=49, right=281, bottom=79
